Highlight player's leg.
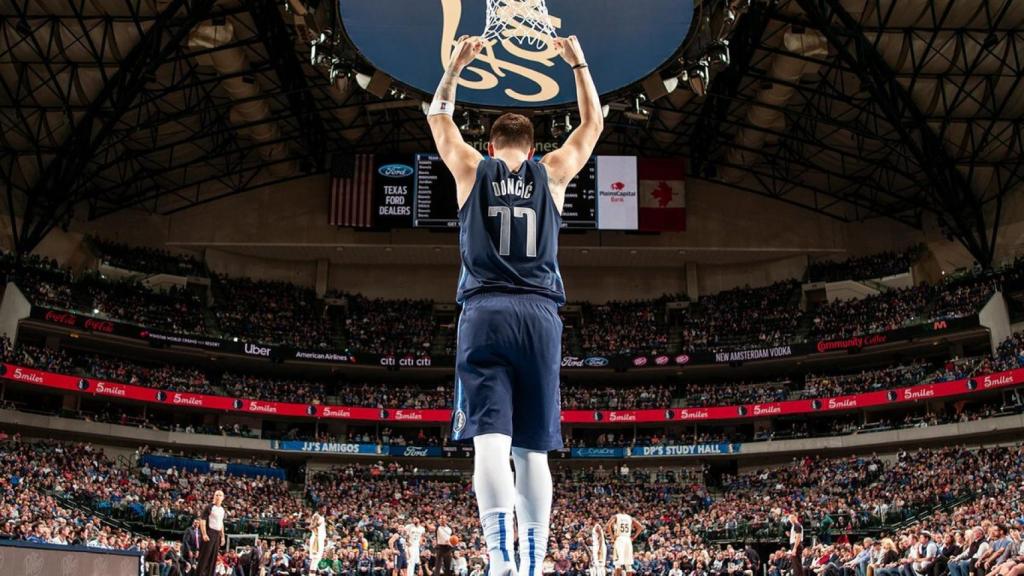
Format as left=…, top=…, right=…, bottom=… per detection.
left=509, top=294, right=563, bottom=576
left=511, top=447, right=552, bottom=576
left=454, top=295, right=518, bottom=576
left=623, top=540, right=634, bottom=576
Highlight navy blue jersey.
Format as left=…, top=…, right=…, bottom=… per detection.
left=456, top=158, right=565, bottom=305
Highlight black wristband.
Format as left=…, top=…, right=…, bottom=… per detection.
left=572, top=63, right=588, bottom=70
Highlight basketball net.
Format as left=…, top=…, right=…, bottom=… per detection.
left=483, top=0, right=557, bottom=47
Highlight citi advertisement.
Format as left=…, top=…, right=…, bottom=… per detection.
left=4, top=360, right=1020, bottom=426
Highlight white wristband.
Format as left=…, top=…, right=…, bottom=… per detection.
left=427, top=99, right=455, bottom=117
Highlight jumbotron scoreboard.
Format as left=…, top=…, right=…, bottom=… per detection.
left=366, top=152, right=685, bottom=232
left=412, top=153, right=598, bottom=229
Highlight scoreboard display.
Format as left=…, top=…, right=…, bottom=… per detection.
left=412, top=153, right=598, bottom=229
left=413, top=154, right=460, bottom=228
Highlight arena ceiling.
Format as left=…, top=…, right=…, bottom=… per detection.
left=0, top=0, right=1021, bottom=267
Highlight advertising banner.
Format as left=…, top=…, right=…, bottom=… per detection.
left=4, top=357, right=1018, bottom=425
left=570, top=447, right=628, bottom=459
left=389, top=445, right=444, bottom=457
left=274, top=441, right=381, bottom=455
left=596, top=155, right=639, bottom=230
left=30, top=307, right=980, bottom=371
left=629, top=443, right=741, bottom=457
left=373, top=154, right=416, bottom=228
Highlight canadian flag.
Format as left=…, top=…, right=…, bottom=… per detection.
left=638, top=158, right=686, bottom=231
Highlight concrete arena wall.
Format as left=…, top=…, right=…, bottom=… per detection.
left=30, top=173, right=991, bottom=301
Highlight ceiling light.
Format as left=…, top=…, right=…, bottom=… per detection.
left=550, top=113, right=573, bottom=140
left=707, top=41, right=730, bottom=68
left=687, top=60, right=710, bottom=96
left=459, top=112, right=487, bottom=138
left=355, top=72, right=373, bottom=91
left=623, top=95, right=651, bottom=122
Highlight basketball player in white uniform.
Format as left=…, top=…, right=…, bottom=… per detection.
left=308, top=512, right=327, bottom=576
left=591, top=522, right=608, bottom=576
left=606, top=513, right=644, bottom=576
left=405, top=517, right=426, bottom=576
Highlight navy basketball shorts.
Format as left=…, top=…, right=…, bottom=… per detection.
left=451, top=291, right=564, bottom=451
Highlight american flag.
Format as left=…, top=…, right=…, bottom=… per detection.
left=329, top=154, right=374, bottom=227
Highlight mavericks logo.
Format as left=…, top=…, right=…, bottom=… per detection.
left=453, top=410, right=467, bottom=433
left=338, top=0, right=694, bottom=108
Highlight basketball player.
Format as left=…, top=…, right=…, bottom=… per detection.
left=427, top=33, right=602, bottom=576
left=390, top=525, right=409, bottom=576
left=788, top=513, right=805, bottom=576
left=308, top=512, right=327, bottom=576
left=606, top=513, right=644, bottom=576
left=591, top=522, right=608, bottom=576
left=405, top=517, right=427, bottom=576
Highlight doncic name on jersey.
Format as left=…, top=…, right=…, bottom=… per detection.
left=492, top=177, right=534, bottom=199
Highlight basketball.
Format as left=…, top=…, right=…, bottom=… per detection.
left=449, top=535, right=460, bottom=546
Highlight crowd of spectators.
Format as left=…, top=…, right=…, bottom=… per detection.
left=6, top=431, right=1022, bottom=576
left=4, top=246, right=1020, bottom=359
left=213, top=275, right=334, bottom=349
left=0, top=431, right=142, bottom=549
left=808, top=246, right=922, bottom=283
left=90, top=237, right=208, bottom=277
left=2, top=252, right=205, bottom=333
left=680, top=280, right=803, bottom=353
left=338, top=293, right=437, bottom=357
left=560, top=382, right=673, bottom=410
left=682, top=380, right=789, bottom=407
left=811, top=285, right=932, bottom=340
left=575, top=297, right=677, bottom=357
left=802, top=362, right=933, bottom=398
left=811, top=274, right=999, bottom=342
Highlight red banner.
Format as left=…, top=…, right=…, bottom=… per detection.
left=2, top=364, right=1021, bottom=424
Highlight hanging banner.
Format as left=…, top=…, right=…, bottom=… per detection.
left=629, top=443, right=741, bottom=457
left=274, top=441, right=381, bottom=455
left=596, top=155, right=638, bottom=230
left=3, top=363, right=1020, bottom=423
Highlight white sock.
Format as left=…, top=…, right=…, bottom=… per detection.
left=473, top=434, right=517, bottom=575
left=511, top=447, right=552, bottom=576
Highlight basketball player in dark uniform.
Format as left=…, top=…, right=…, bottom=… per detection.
left=427, top=34, right=603, bottom=576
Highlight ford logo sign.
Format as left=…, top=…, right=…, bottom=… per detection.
left=378, top=164, right=414, bottom=178
left=584, top=357, right=609, bottom=367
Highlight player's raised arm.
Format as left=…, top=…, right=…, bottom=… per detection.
left=427, top=35, right=485, bottom=208
left=541, top=35, right=604, bottom=212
